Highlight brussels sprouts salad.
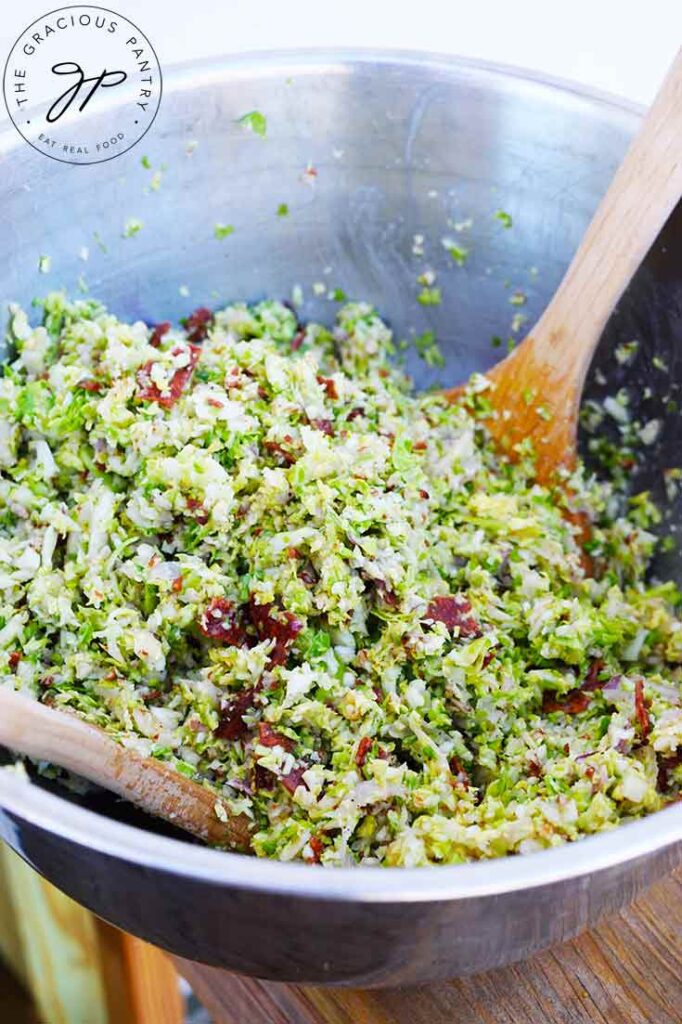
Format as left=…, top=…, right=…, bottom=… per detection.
left=1, top=293, right=680, bottom=866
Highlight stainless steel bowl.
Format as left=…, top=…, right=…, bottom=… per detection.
left=1, top=50, right=680, bottom=987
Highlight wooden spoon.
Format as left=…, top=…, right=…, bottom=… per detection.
left=444, top=49, right=682, bottom=484
left=0, top=688, right=252, bottom=851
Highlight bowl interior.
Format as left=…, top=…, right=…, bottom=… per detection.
left=1, top=50, right=681, bottom=844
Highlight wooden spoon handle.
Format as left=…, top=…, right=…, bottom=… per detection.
left=461, top=48, right=682, bottom=481
left=530, top=46, right=682, bottom=384
left=0, top=689, right=252, bottom=851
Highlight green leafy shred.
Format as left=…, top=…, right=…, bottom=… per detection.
left=122, top=218, right=143, bottom=239
left=414, top=330, right=445, bottom=368
left=238, top=111, right=267, bottom=138
left=417, top=287, right=442, bottom=307
left=442, top=238, right=469, bottom=266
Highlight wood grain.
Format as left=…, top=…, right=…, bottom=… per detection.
left=175, top=867, right=682, bottom=1024
left=0, top=845, right=183, bottom=1024
left=0, top=843, right=26, bottom=984
left=444, top=47, right=682, bottom=484
left=96, top=922, right=184, bottom=1024
left=0, top=844, right=109, bottom=1024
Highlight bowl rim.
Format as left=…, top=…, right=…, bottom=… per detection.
left=152, top=45, right=647, bottom=115
left=1, top=771, right=680, bottom=901
left=0, top=45, right=645, bottom=158
left=1, top=48, right=678, bottom=903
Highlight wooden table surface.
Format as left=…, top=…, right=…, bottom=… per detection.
left=176, top=867, right=682, bottom=1024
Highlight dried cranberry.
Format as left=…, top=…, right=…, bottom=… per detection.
left=347, top=407, right=365, bottom=421
left=582, top=658, right=605, bottom=692
left=199, top=597, right=247, bottom=646
left=215, top=688, right=256, bottom=740
left=311, top=418, right=334, bottom=436
left=306, top=836, right=324, bottom=864
left=8, top=651, right=21, bottom=669
left=149, top=321, right=171, bottom=348
left=316, top=375, right=338, bottom=400
left=257, top=722, right=294, bottom=751
left=355, top=736, right=372, bottom=767
left=249, top=598, right=302, bottom=666
left=424, top=595, right=481, bottom=638
left=263, top=439, right=298, bottom=465
left=183, top=307, right=213, bottom=343
left=253, top=764, right=276, bottom=790
left=137, top=344, right=201, bottom=409
left=291, top=329, right=305, bottom=351
left=542, top=690, right=591, bottom=715
left=280, top=764, right=308, bottom=794
left=76, top=378, right=103, bottom=393
left=186, top=497, right=209, bottom=525
left=634, top=679, right=651, bottom=739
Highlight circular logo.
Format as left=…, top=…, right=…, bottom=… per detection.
left=3, top=5, right=162, bottom=165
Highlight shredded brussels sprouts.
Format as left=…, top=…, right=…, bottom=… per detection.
left=1, top=292, right=680, bottom=866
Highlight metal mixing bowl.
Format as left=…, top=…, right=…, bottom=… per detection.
left=0, top=50, right=680, bottom=987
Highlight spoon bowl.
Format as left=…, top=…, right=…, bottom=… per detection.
left=444, top=48, right=682, bottom=484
